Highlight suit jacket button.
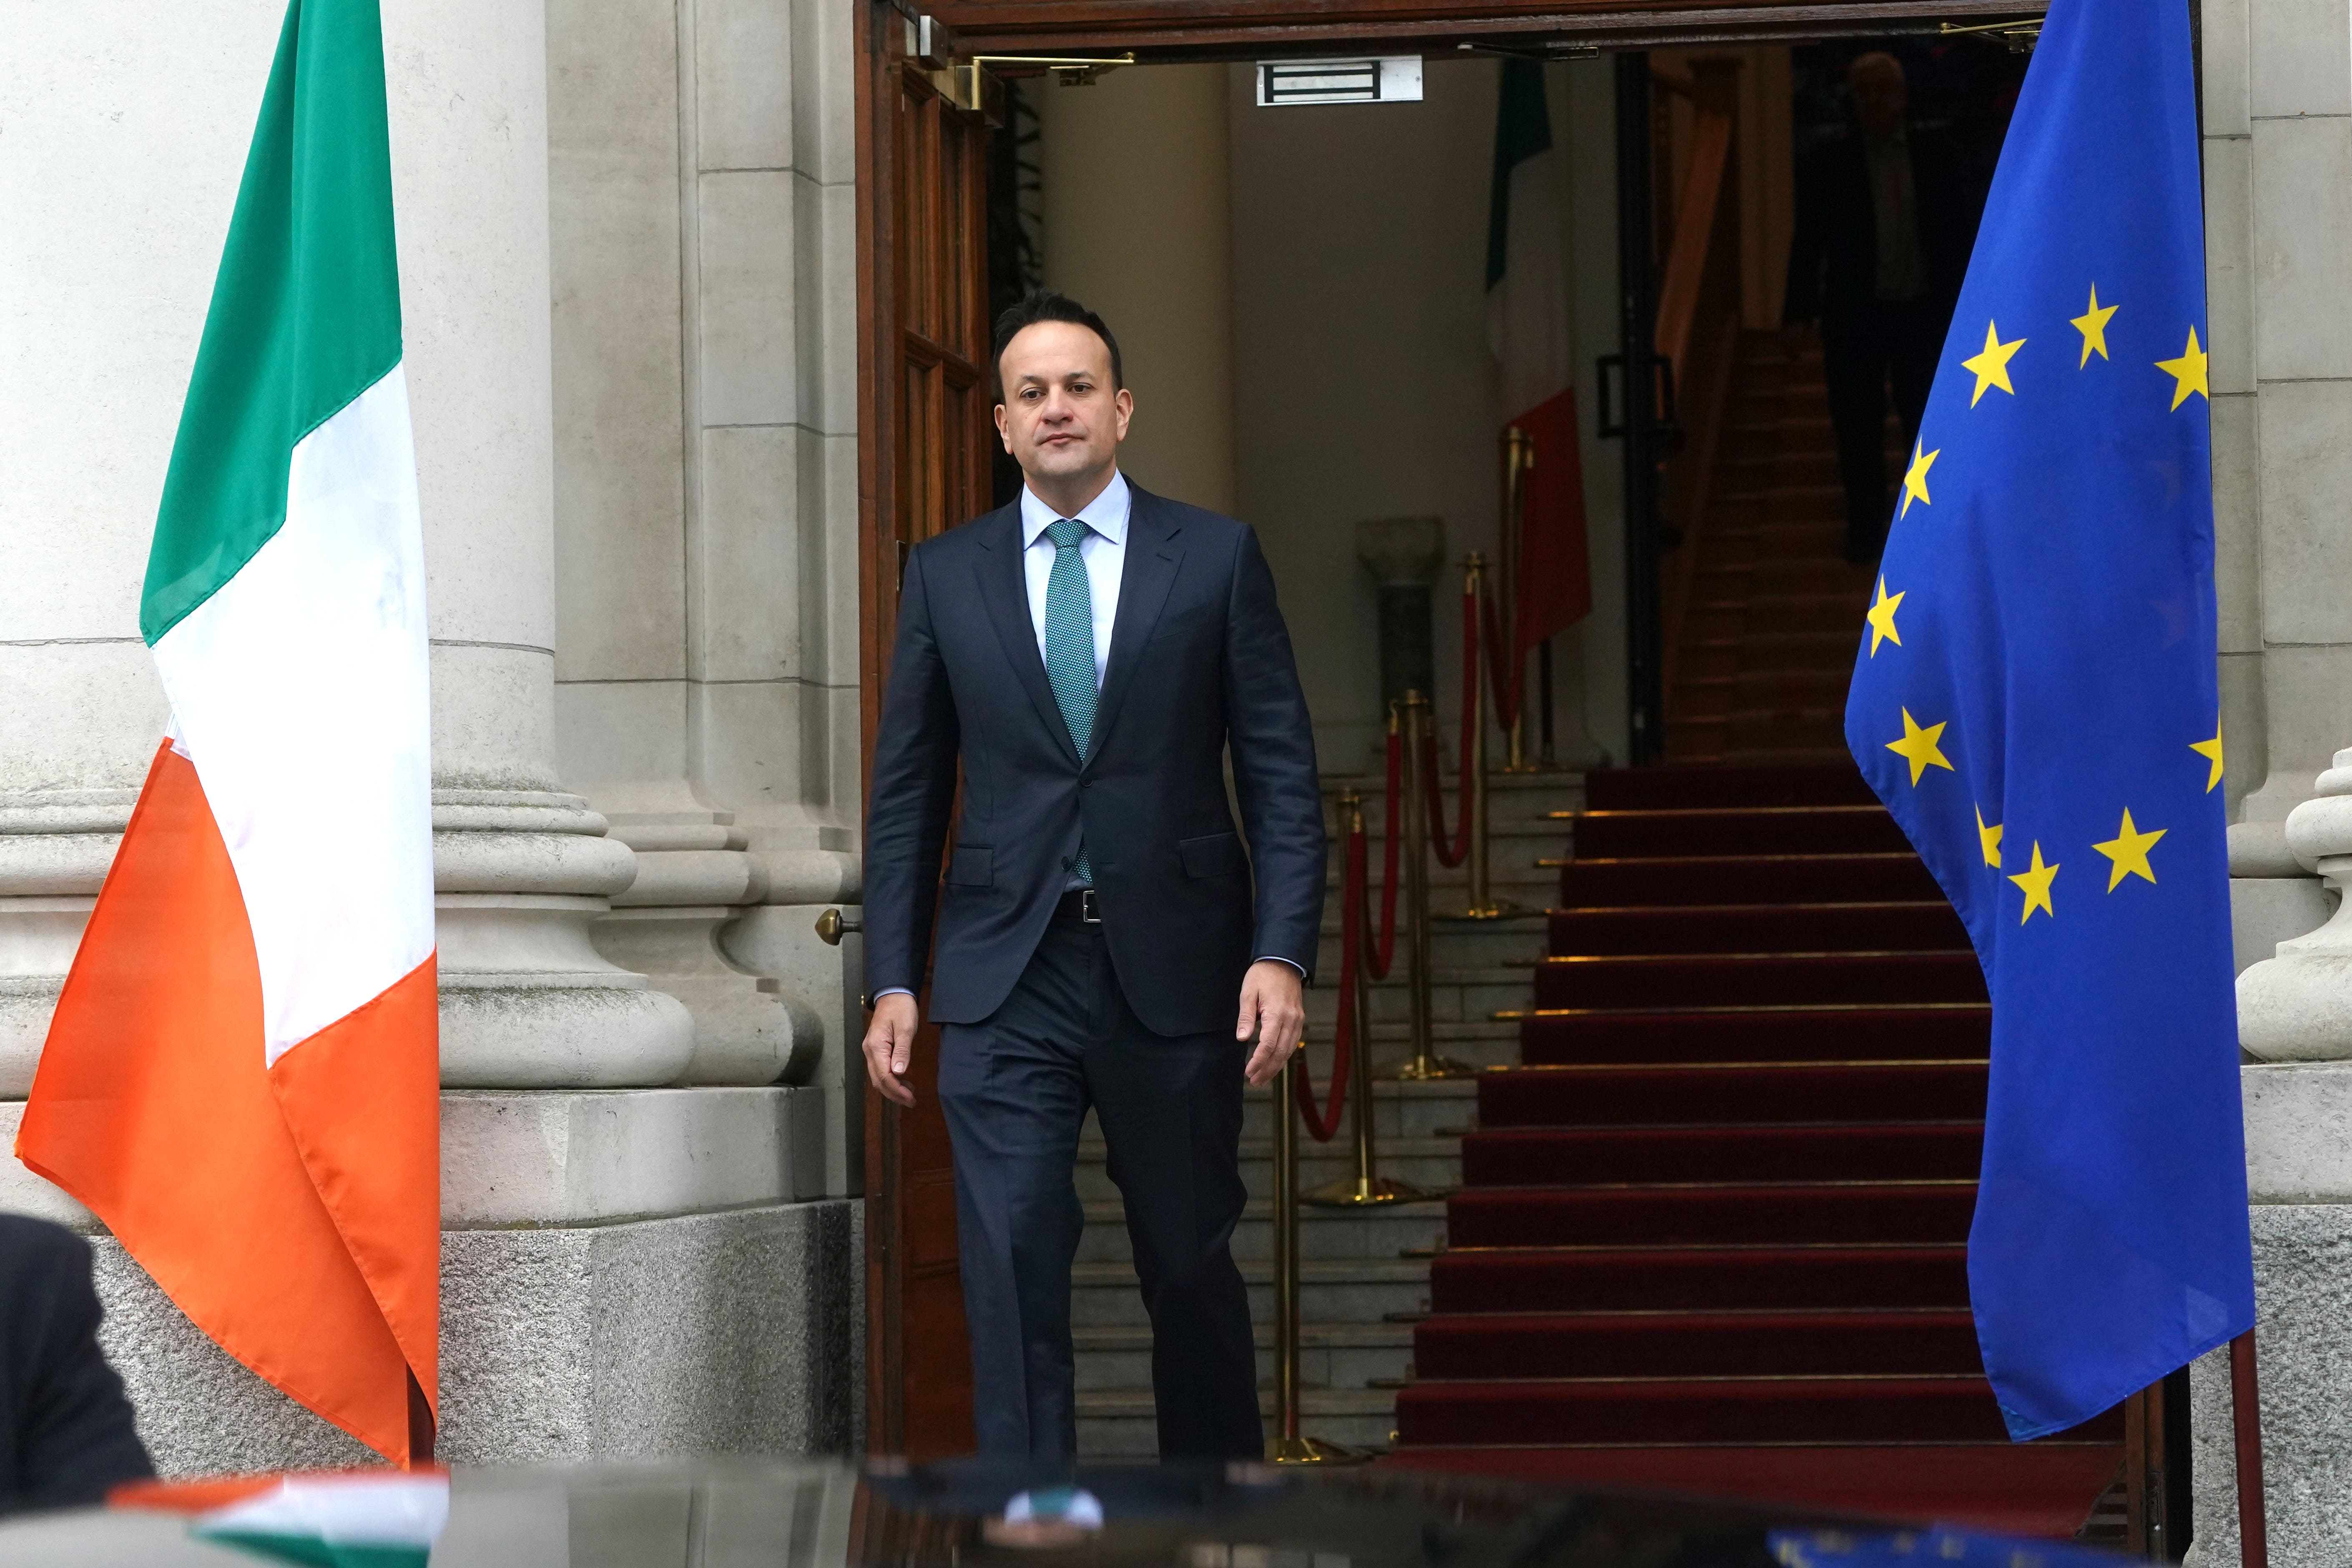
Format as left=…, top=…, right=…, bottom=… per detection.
left=1080, top=779, right=1092, bottom=789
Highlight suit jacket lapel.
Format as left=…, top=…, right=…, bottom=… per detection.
left=975, top=504, right=1084, bottom=768
left=1090, top=485, right=1183, bottom=765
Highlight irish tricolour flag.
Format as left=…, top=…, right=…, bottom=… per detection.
left=1486, top=59, right=1592, bottom=662
left=16, top=0, right=438, bottom=1465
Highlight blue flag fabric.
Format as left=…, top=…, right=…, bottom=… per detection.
left=1842, top=0, right=2254, bottom=1440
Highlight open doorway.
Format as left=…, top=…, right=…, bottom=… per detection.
left=856, top=10, right=2045, bottom=1469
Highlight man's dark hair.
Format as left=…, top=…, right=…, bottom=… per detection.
left=991, top=289, right=1122, bottom=400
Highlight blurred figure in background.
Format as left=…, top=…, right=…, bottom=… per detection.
left=2, top=1214, right=153, bottom=1515
left=1785, top=51, right=1986, bottom=563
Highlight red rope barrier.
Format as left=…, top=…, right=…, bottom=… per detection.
left=1292, top=809, right=1365, bottom=1142
left=1424, top=587, right=1478, bottom=868
left=1366, top=728, right=1401, bottom=981
left=1481, top=590, right=1526, bottom=735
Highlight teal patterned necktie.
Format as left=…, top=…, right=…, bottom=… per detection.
left=1043, top=517, right=1097, bottom=886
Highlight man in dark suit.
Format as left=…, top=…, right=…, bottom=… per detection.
left=862, top=290, right=1325, bottom=1462
left=2, top=1214, right=153, bottom=1515
left=1785, top=52, right=1986, bottom=562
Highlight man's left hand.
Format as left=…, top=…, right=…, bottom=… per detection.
left=1236, top=959, right=1306, bottom=1087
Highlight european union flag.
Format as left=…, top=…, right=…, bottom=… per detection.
left=1842, top=0, right=2254, bottom=1439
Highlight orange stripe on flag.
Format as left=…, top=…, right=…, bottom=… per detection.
left=271, top=953, right=439, bottom=1425
left=15, top=743, right=432, bottom=1465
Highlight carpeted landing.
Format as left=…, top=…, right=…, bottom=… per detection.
left=1387, top=763, right=2122, bottom=1535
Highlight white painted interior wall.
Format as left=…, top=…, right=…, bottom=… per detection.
left=1030, top=56, right=1630, bottom=776
left=1036, top=64, right=1238, bottom=516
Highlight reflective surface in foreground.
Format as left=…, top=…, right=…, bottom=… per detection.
left=0, top=1456, right=2136, bottom=1568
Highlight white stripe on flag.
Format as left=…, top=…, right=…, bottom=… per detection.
left=150, top=366, right=434, bottom=1065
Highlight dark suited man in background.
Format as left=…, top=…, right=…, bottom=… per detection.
left=862, top=291, right=1325, bottom=1462
left=2, top=1214, right=153, bottom=1515
left=1785, top=51, right=1986, bottom=563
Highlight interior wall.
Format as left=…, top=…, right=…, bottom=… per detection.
left=1022, top=55, right=1632, bottom=775
left=1229, top=57, right=1628, bottom=772
left=1035, top=64, right=1237, bottom=515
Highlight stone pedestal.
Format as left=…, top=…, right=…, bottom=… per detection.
left=1355, top=517, right=1446, bottom=723
left=1, top=1090, right=852, bottom=1472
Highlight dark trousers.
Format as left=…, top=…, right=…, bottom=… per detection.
left=937, top=913, right=1261, bottom=1462
left=1820, top=300, right=1944, bottom=561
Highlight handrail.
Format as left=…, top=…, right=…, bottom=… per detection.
left=1651, top=91, right=1734, bottom=398
left=1649, top=58, right=1746, bottom=705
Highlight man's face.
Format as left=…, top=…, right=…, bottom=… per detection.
left=1849, top=58, right=1908, bottom=138
left=994, top=321, right=1132, bottom=487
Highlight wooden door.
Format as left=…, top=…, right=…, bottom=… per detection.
left=857, top=1, right=995, bottom=1460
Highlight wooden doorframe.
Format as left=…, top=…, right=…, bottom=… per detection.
left=848, top=0, right=2047, bottom=1457
left=895, top=0, right=2044, bottom=59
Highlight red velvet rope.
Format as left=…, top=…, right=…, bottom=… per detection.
left=1365, top=730, right=1402, bottom=982
left=1423, top=586, right=1478, bottom=869
left=1292, top=810, right=1363, bottom=1142
left=1481, top=591, right=1526, bottom=735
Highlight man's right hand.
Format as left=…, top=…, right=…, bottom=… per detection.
left=862, top=992, right=921, bottom=1108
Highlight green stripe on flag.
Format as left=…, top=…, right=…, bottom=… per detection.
left=141, top=0, right=403, bottom=646
left=1484, top=58, right=1553, bottom=291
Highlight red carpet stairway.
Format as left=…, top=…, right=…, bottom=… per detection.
left=1391, top=763, right=2124, bottom=1537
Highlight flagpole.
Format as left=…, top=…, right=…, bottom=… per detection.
left=2232, top=1329, right=2269, bottom=1568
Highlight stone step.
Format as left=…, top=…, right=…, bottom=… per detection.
left=1232, top=1076, right=1479, bottom=1140
left=1303, top=967, right=1537, bottom=1030
left=1309, top=912, right=1553, bottom=972
left=1075, top=1135, right=1466, bottom=1202
left=1073, top=1196, right=1449, bottom=1265
left=1321, top=779, right=1587, bottom=834
left=1077, top=1387, right=1399, bottom=1459
left=1071, top=1257, right=1432, bottom=1327
left=1072, top=1322, right=1414, bottom=1394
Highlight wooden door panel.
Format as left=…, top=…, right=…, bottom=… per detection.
left=919, top=0, right=2042, bottom=55
left=860, top=0, right=993, bottom=1461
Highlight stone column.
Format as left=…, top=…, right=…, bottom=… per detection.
left=2196, top=0, right=2352, bottom=1559
left=544, top=0, right=866, bottom=1194
left=3, top=0, right=856, bottom=1473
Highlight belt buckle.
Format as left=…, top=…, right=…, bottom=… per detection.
left=1079, top=889, right=1101, bottom=924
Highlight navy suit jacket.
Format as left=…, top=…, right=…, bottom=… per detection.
left=0, top=1216, right=153, bottom=1517
left=865, top=484, right=1326, bottom=1037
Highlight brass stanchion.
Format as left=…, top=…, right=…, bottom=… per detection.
left=1379, top=691, right=1472, bottom=1081
left=1455, top=556, right=1513, bottom=921
left=1265, top=1057, right=1361, bottom=1464
left=1501, top=429, right=1537, bottom=775
left=1308, top=790, right=1431, bottom=1207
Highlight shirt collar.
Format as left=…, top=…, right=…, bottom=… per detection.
left=1020, top=470, right=1131, bottom=549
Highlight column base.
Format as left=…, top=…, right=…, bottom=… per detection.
left=2191, top=1203, right=2352, bottom=1568
left=0, top=1087, right=856, bottom=1473
left=91, top=1200, right=861, bottom=1474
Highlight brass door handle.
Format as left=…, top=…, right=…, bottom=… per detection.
left=814, top=907, right=864, bottom=946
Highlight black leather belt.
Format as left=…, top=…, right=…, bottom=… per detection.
left=1053, top=888, right=1102, bottom=924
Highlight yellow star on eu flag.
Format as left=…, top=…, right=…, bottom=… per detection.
left=1866, top=577, right=1905, bottom=656
left=2092, top=808, right=2166, bottom=891
left=2157, top=326, right=2210, bottom=411
left=1899, top=440, right=1938, bottom=520
left=1961, top=320, right=2027, bottom=405
left=2008, top=841, right=2059, bottom=923
left=2191, top=724, right=2224, bottom=793
left=1885, top=708, right=1954, bottom=785
left=1975, top=804, right=2003, bottom=869
left=2072, top=284, right=2118, bottom=367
